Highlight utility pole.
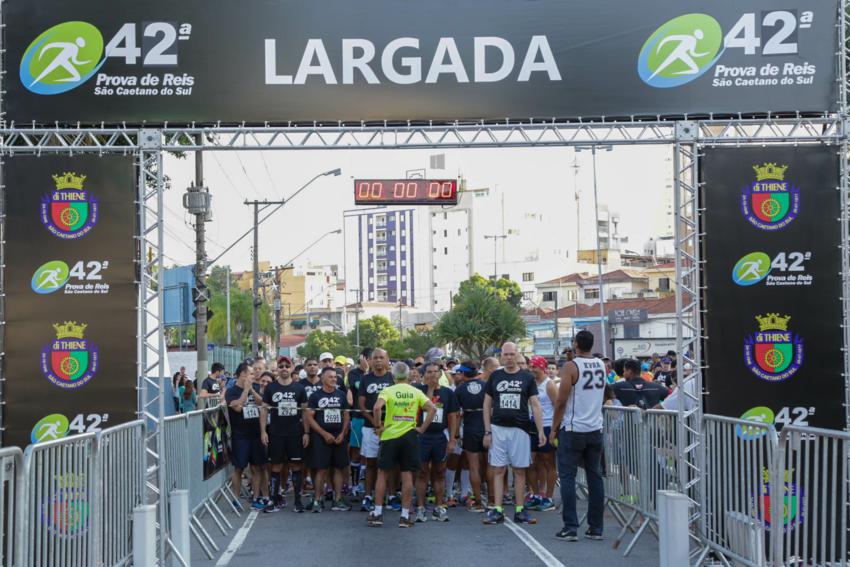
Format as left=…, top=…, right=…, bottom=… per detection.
left=484, top=234, right=508, bottom=279
left=398, top=300, right=404, bottom=341
left=273, top=267, right=282, bottom=356
left=245, top=199, right=286, bottom=358
left=225, top=265, right=232, bottom=345
left=352, top=289, right=362, bottom=348
left=183, top=133, right=211, bottom=384
left=553, top=291, right=559, bottom=356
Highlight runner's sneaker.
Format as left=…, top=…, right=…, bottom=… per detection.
left=525, top=495, right=543, bottom=511
left=415, top=506, right=427, bottom=523
left=555, top=528, right=578, bottom=542
left=398, top=516, right=415, bottom=528
left=360, top=496, right=374, bottom=512
left=311, top=500, right=322, bottom=513
left=538, top=498, right=556, bottom=512
left=482, top=508, right=505, bottom=525
left=514, top=509, right=537, bottom=524
left=585, top=530, right=604, bottom=541
left=367, top=513, right=383, bottom=527
left=432, top=506, right=449, bottom=522
left=251, top=498, right=265, bottom=510
left=389, top=495, right=402, bottom=511
left=445, top=497, right=458, bottom=508
left=332, top=499, right=352, bottom=511
left=502, top=494, right=513, bottom=505
left=263, top=500, right=280, bottom=513
left=467, top=501, right=486, bottom=513
left=294, top=499, right=305, bottom=513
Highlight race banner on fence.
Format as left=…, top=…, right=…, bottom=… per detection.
left=203, top=406, right=231, bottom=480
left=702, top=146, right=844, bottom=430
left=3, top=156, right=137, bottom=448
left=3, top=0, right=838, bottom=124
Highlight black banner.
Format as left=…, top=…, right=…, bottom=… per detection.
left=3, top=0, right=838, bottom=124
left=4, top=156, right=137, bottom=448
left=702, top=146, right=844, bottom=431
left=203, top=406, right=231, bottom=480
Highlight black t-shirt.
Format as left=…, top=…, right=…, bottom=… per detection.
left=225, top=385, right=261, bottom=439
left=416, top=384, right=459, bottom=434
left=654, top=370, right=675, bottom=389
left=485, top=369, right=538, bottom=430
left=359, top=372, right=394, bottom=425
left=347, top=367, right=366, bottom=407
left=262, top=380, right=307, bottom=436
left=612, top=378, right=669, bottom=409
left=299, top=377, right=323, bottom=401
left=308, top=388, right=349, bottom=435
left=456, top=379, right=486, bottom=434
left=202, top=376, right=221, bottom=395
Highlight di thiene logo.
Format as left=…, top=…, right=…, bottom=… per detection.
left=41, top=172, right=99, bottom=239
left=744, top=313, right=803, bottom=383
left=41, top=321, right=99, bottom=389
left=741, top=163, right=800, bottom=231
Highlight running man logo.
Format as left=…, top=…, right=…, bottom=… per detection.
left=736, top=406, right=775, bottom=440
left=20, top=21, right=105, bottom=95
left=41, top=172, right=99, bottom=240
left=732, top=252, right=771, bottom=286
left=744, top=313, right=803, bottom=383
left=40, top=321, right=99, bottom=390
left=741, top=163, right=800, bottom=231
left=638, top=14, right=724, bottom=88
left=31, top=413, right=71, bottom=444
left=31, top=261, right=71, bottom=294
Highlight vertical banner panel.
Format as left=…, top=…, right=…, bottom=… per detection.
left=702, top=146, right=844, bottom=430
left=4, top=156, right=136, bottom=448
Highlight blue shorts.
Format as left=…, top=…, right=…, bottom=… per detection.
left=531, top=426, right=555, bottom=453
left=350, top=417, right=365, bottom=448
left=231, top=437, right=265, bottom=470
left=419, top=432, right=448, bottom=464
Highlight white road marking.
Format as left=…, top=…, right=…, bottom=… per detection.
left=504, top=518, right=567, bottom=567
left=215, top=509, right=259, bottom=566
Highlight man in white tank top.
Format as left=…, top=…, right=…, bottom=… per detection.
left=526, top=355, right=559, bottom=511
left=549, top=330, right=605, bottom=542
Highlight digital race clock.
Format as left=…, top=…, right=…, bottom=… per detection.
left=353, top=179, right=458, bottom=206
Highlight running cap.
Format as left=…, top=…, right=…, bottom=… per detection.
left=277, top=355, right=292, bottom=365
left=334, top=355, right=348, bottom=365
left=319, top=352, right=334, bottom=361
left=529, top=355, right=548, bottom=371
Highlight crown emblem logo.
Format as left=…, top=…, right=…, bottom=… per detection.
left=53, top=321, right=87, bottom=339
left=755, top=313, right=791, bottom=332
left=51, top=172, right=87, bottom=190
left=752, top=163, right=788, bottom=182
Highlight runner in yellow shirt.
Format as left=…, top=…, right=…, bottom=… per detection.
left=367, top=361, right=436, bottom=528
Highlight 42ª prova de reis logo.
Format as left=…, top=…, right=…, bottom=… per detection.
left=744, top=313, right=803, bottom=383
left=741, top=163, right=800, bottom=231
left=41, top=172, right=99, bottom=239
left=19, top=21, right=105, bottom=95
left=41, top=321, right=99, bottom=389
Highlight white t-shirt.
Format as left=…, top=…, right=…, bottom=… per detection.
left=660, top=379, right=697, bottom=412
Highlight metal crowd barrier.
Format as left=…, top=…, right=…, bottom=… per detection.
left=0, top=448, right=22, bottom=567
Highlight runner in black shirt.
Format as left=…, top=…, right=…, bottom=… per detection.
left=455, top=362, right=488, bottom=511
left=226, top=362, right=268, bottom=510
left=260, top=355, right=308, bottom=512
left=614, top=359, right=669, bottom=409
left=200, top=362, right=225, bottom=405
left=347, top=348, right=370, bottom=494
left=306, top=367, right=351, bottom=511
left=357, top=348, right=394, bottom=511
left=299, top=358, right=323, bottom=399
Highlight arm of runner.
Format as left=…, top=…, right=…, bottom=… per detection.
left=301, top=402, right=311, bottom=447
left=228, top=380, right=250, bottom=412
left=372, top=397, right=386, bottom=435
left=259, top=405, right=269, bottom=446
left=550, top=362, right=577, bottom=444
left=358, top=394, right=372, bottom=426
left=447, top=409, right=459, bottom=453
left=307, top=408, right=335, bottom=444
left=530, top=395, right=546, bottom=447
left=482, top=393, right=493, bottom=449
left=336, top=400, right=351, bottom=445
left=417, top=400, right=437, bottom=434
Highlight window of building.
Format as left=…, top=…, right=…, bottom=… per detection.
left=375, top=214, right=386, bottom=227
left=458, top=228, right=462, bottom=236
left=585, top=289, right=600, bottom=299
left=624, top=324, right=640, bottom=339
left=376, top=244, right=387, bottom=256
left=444, top=247, right=448, bottom=255
left=376, top=229, right=387, bottom=242
left=444, top=229, right=448, bottom=237
left=400, top=245, right=406, bottom=251
left=522, top=272, right=534, bottom=282
left=659, top=277, right=671, bottom=291
left=443, top=213, right=448, bottom=220
left=378, top=290, right=388, bottom=302
left=522, top=291, right=534, bottom=300
left=501, top=274, right=509, bottom=280
left=542, top=291, right=557, bottom=302
left=377, top=274, right=388, bottom=287
left=377, top=260, right=387, bottom=272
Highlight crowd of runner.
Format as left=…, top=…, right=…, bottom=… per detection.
left=197, top=333, right=689, bottom=539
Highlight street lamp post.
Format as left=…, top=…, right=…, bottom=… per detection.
left=484, top=234, right=508, bottom=279
left=576, top=145, right=612, bottom=356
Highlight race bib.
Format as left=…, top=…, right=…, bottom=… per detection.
left=499, top=394, right=520, bottom=410
left=423, top=407, right=444, bottom=425
left=324, top=409, right=342, bottom=424
left=242, top=405, right=259, bottom=419
left=277, top=400, right=297, bottom=417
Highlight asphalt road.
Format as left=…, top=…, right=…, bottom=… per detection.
left=190, top=496, right=660, bottom=567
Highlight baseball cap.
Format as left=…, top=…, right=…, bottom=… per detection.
left=319, top=352, right=334, bottom=361
left=346, top=357, right=355, bottom=366
left=334, top=355, right=348, bottom=365
left=277, top=355, right=292, bottom=366
left=661, top=357, right=672, bottom=364
left=424, top=347, right=445, bottom=363
left=529, top=355, right=548, bottom=371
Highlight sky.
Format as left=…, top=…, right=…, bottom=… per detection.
left=161, top=144, right=673, bottom=273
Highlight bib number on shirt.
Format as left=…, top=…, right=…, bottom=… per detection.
left=324, top=409, right=342, bottom=424
left=425, top=407, right=444, bottom=425
left=500, top=394, right=521, bottom=410
left=242, top=405, right=259, bottom=419
left=277, top=400, right=297, bottom=417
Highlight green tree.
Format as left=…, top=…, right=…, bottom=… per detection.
left=207, top=287, right=273, bottom=352
left=435, top=286, right=526, bottom=361
left=297, top=330, right=356, bottom=360
left=207, top=265, right=234, bottom=296
left=385, top=329, right=440, bottom=360
left=347, top=315, right=400, bottom=349
left=456, top=273, right=523, bottom=307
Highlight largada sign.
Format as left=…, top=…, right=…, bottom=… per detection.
left=3, top=0, right=838, bottom=124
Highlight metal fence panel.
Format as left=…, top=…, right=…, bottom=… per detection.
left=0, top=448, right=23, bottom=567
left=603, top=406, right=644, bottom=511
